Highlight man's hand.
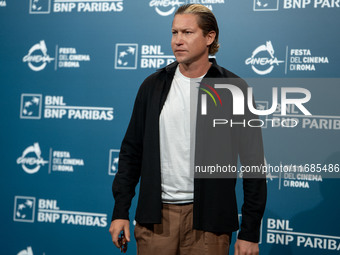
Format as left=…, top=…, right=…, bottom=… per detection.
left=109, top=219, right=130, bottom=248
left=234, top=239, right=259, bottom=255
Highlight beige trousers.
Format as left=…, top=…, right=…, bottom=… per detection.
left=135, top=203, right=231, bottom=255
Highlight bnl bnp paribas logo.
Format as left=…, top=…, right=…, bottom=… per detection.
left=13, top=196, right=108, bottom=227
left=20, top=93, right=114, bottom=121
left=29, top=0, right=123, bottom=14
left=29, top=0, right=51, bottom=14
left=114, top=43, right=175, bottom=70
left=13, top=196, right=36, bottom=223
left=20, top=94, right=42, bottom=119
left=253, top=0, right=340, bottom=11
left=253, top=0, right=279, bottom=11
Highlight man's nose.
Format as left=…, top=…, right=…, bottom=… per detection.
left=175, top=33, right=184, bottom=45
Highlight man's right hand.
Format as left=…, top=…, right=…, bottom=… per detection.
left=109, top=219, right=130, bottom=248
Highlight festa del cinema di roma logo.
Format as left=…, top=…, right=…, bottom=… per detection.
left=23, top=40, right=91, bottom=71
left=149, top=0, right=184, bottom=16
left=23, top=40, right=54, bottom=71
left=245, top=41, right=284, bottom=75
left=16, top=142, right=85, bottom=174
left=16, top=143, right=48, bottom=174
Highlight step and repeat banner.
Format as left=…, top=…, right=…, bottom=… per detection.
left=1, top=1, right=340, bottom=254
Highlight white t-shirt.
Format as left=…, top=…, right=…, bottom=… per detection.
left=159, top=66, right=204, bottom=203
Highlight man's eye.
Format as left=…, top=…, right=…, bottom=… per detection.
left=185, top=31, right=192, bottom=34
left=172, top=31, right=177, bottom=35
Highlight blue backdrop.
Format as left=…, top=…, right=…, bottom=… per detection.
left=1, top=1, right=340, bottom=254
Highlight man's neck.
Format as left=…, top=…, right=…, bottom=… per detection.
left=178, top=58, right=212, bottom=78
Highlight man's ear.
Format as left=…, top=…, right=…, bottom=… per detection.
left=206, top=31, right=216, bottom=46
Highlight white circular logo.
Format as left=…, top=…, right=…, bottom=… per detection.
left=245, top=41, right=284, bottom=75
left=23, top=40, right=54, bottom=71
left=149, top=0, right=184, bottom=16
left=16, top=143, right=48, bottom=174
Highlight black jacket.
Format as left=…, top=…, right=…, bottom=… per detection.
left=112, top=59, right=267, bottom=243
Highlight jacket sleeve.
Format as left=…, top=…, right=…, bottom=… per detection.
left=237, top=84, right=267, bottom=243
left=111, top=84, right=146, bottom=221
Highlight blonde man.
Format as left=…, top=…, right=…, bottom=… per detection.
left=110, top=4, right=266, bottom=255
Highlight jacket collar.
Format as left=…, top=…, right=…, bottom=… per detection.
left=163, top=58, right=224, bottom=78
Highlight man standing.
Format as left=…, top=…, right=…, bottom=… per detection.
left=110, top=4, right=266, bottom=255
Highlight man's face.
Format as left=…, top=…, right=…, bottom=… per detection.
left=171, top=14, right=212, bottom=65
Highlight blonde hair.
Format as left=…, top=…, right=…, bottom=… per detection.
left=175, top=4, right=220, bottom=55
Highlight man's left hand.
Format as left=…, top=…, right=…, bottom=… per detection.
left=234, top=239, right=259, bottom=255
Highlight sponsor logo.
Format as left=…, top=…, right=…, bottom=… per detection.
left=253, top=0, right=279, bottom=11
left=13, top=196, right=107, bottom=227
left=16, top=142, right=85, bottom=174
left=14, top=196, right=36, bottom=223
left=29, top=0, right=51, bottom=14
left=254, top=0, right=340, bottom=11
left=23, top=41, right=91, bottom=71
left=283, top=0, right=340, bottom=9
left=56, top=46, right=90, bottom=68
left=140, top=44, right=176, bottom=68
left=149, top=0, right=227, bottom=16
left=115, top=44, right=138, bottom=69
left=186, top=0, right=226, bottom=11
left=149, top=0, right=184, bottom=16
left=20, top=94, right=42, bottom=119
left=50, top=150, right=85, bottom=173
left=245, top=41, right=284, bottom=75
left=266, top=218, right=340, bottom=251
left=289, top=48, right=329, bottom=72
left=108, top=149, right=120, bottom=175
left=23, top=41, right=54, bottom=71
left=0, top=0, right=6, bottom=7
left=20, top=93, right=114, bottom=121
left=29, top=0, right=123, bottom=14
left=115, top=43, right=175, bottom=70
left=246, top=42, right=329, bottom=75
left=16, top=143, right=49, bottom=174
